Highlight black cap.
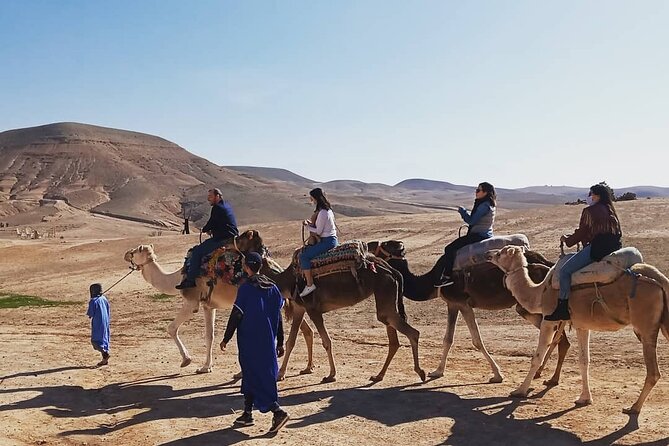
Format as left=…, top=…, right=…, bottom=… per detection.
left=90, top=283, right=103, bottom=298
left=244, top=252, right=263, bottom=267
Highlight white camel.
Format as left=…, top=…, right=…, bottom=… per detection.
left=124, top=231, right=315, bottom=375
left=487, top=245, right=669, bottom=413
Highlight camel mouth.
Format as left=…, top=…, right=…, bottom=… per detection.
left=484, top=250, right=497, bottom=262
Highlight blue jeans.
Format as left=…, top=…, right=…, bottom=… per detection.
left=558, top=245, right=593, bottom=301
left=186, top=238, right=226, bottom=281
left=300, top=236, right=338, bottom=270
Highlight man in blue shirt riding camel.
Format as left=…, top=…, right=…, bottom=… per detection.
left=176, top=188, right=239, bottom=290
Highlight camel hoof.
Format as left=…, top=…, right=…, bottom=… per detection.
left=510, top=390, right=529, bottom=398
left=180, top=358, right=192, bottom=368
left=543, top=378, right=559, bottom=387
left=233, top=371, right=243, bottom=380
left=299, top=367, right=314, bottom=375
left=196, top=367, right=213, bottom=374
left=369, top=375, right=384, bottom=382
left=417, top=369, right=426, bottom=382
left=428, top=370, right=444, bottom=379
left=321, top=376, right=336, bottom=383
left=622, top=406, right=640, bottom=415
left=488, top=375, right=504, bottom=384
left=574, top=398, right=592, bottom=407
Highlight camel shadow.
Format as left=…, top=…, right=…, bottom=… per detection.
left=1, top=375, right=662, bottom=445
left=161, top=383, right=585, bottom=446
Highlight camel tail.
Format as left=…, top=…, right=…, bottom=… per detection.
left=631, top=263, right=669, bottom=337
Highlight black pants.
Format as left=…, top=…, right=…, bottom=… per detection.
left=91, top=340, right=109, bottom=358
left=244, top=393, right=280, bottom=413
left=437, top=233, right=487, bottom=277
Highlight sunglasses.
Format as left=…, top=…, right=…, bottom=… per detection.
left=475, top=188, right=483, bottom=193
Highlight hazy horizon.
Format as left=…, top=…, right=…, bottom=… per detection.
left=1, top=1, right=667, bottom=188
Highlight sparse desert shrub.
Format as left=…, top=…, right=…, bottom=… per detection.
left=617, top=192, right=637, bottom=201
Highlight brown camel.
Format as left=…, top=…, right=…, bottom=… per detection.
left=253, top=235, right=425, bottom=383
left=368, top=240, right=569, bottom=385
left=487, top=245, right=669, bottom=413
left=123, top=229, right=315, bottom=375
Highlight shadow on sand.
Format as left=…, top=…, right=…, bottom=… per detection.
left=1, top=374, right=666, bottom=446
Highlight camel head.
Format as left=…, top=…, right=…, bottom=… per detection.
left=124, top=244, right=156, bottom=268
left=235, top=229, right=266, bottom=255
left=485, top=245, right=527, bottom=273
left=369, top=240, right=405, bottom=259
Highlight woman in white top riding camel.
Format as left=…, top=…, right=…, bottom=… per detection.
left=299, top=188, right=338, bottom=297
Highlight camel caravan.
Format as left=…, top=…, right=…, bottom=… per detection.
left=123, top=183, right=669, bottom=414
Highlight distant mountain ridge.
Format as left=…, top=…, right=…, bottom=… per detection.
left=2, top=122, right=667, bottom=228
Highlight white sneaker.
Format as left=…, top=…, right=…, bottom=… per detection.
left=299, top=284, right=317, bottom=297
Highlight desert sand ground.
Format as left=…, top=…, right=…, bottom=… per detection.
left=1, top=200, right=668, bottom=446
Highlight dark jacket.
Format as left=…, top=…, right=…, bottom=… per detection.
left=202, top=201, right=239, bottom=241
left=565, top=202, right=621, bottom=247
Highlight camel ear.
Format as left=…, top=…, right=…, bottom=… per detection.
left=247, top=231, right=253, bottom=240
left=149, top=244, right=154, bottom=249
left=138, top=246, right=144, bottom=252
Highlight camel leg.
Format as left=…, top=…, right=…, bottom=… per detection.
left=380, top=309, right=426, bottom=382
left=429, top=305, right=459, bottom=378
left=460, top=305, right=503, bottom=383
left=575, top=328, right=593, bottom=406
left=511, top=321, right=558, bottom=398
left=167, top=299, right=199, bottom=368
left=370, top=325, right=401, bottom=382
left=307, top=310, right=337, bottom=383
left=196, top=307, right=216, bottom=374
left=298, top=318, right=315, bottom=375
left=516, top=308, right=570, bottom=386
left=624, top=331, right=661, bottom=414
left=278, top=306, right=307, bottom=380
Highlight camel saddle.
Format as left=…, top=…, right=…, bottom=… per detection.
left=182, top=246, right=245, bottom=286
left=453, top=234, right=530, bottom=271
left=550, top=247, right=643, bottom=290
left=294, top=240, right=370, bottom=279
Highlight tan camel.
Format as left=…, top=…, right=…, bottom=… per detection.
left=487, top=245, right=669, bottom=413
left=368, top=240, right=568, bottom=385
left=255, top=237, right=425, bottom=383
left=123, top=230, right=315, bottom=375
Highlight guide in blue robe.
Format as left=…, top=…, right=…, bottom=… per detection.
left=222, top=274, right=284, bottom=412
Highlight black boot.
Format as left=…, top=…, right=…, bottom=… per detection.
left=544, top=299, right=570, bottom=321
left=176, top=279, right=196, bottom=290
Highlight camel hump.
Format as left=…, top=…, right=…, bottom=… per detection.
left=453, top=234, right=530, bottom=271
left=550, top=247, right=644, bottom=290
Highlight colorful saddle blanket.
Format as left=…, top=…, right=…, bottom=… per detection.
left=454, top=234, right=530, bottom=271
left=294, top=240, right=369, bottom=279
left=550, top=247, right=643, bottom=290
left=183, top=246, right=245, bottom=286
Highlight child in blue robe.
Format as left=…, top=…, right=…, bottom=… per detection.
left=87, top=283, right=110, bottom=366
left=220, top=252, right=290, bottom=433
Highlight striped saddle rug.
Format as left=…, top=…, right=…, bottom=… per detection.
left=293, top=240, right=370, bottom=279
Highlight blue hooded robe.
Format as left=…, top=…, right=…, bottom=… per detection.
left=233, top=279, right=283, bottom=412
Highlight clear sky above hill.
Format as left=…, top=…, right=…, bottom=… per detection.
left=1, top=1, right=667, bottom=188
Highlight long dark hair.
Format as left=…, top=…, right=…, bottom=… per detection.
left=309, top=187, right=332, bottom=212
left=471, top=181, right=496, bottom=214
left=590, top=183, right=620, bottom=230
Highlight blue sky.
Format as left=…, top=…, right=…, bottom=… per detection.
left=1, top=1, right=667, bottom=188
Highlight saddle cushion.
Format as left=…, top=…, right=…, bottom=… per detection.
left=550, top=247, right=643, bottom=289
left=453, top=234, right=530, bottom=271
left=294, top=240, right=369, bottom=279
left=202, top=246, right=244, bottom=286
